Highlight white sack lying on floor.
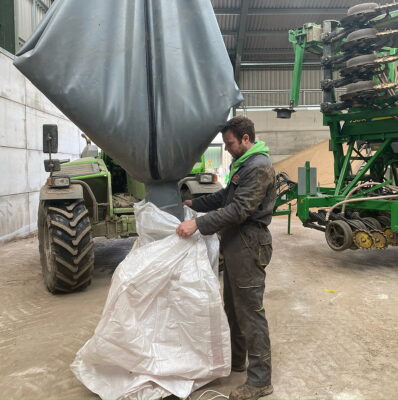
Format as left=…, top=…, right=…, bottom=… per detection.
left=71, top=201, right=231, bottom=400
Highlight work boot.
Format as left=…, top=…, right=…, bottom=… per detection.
left=229, top=383, right=273, bottom=399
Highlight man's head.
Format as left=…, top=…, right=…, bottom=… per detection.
left=221, top=116, right=255, bottom=159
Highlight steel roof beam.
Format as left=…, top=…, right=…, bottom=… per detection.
left=35, top=0, right=49, bottom=11
left=229, top=49, right=293, bottom=56
left=215, top=7, right=346, bottom=15
left=234, top=0, right=250, bottom=83
left=223, top=30, right=287, bottom=37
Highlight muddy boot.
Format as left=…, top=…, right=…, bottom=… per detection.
left=229, top=383, right=273, bottom=400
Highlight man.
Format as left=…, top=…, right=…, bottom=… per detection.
left=176, top=116, right=276, bottom=400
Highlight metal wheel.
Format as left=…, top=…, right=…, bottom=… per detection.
left=370, top=230, right=388, bottom=249
left=349, top=219, right=367, bottom=249
left=325, top=220, right=353, bottom=251
left=353, top=230, right=375, bottom=249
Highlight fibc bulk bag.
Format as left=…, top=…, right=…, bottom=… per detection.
left=14, top=0, right=242, bottom=184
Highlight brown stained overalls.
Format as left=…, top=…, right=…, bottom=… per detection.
left=192, top=153, right=276, bottom=387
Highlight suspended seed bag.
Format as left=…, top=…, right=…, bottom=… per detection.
left=14, top=0, right=242, bottom=183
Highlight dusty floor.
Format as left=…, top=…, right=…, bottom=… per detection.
left=0, top=217, right=398, bottom=399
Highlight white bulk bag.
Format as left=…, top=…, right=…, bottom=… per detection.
left=71, top=202, right=230, bottom=399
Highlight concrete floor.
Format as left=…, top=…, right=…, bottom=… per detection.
left=0, top=217, right=398, bottom=399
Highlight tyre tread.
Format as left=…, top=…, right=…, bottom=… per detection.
left=38, top=200, right=94, bottom=293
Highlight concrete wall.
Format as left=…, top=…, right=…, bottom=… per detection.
left=0, top=48, right=85, bottom=243
left=238, top=109, right=330, bottom=164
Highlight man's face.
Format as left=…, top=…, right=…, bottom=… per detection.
left=223, top=130, right=250, bottom=159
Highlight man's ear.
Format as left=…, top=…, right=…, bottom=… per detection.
left=242, top=133, right=250, bottom=143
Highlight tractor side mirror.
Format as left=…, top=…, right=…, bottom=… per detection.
left=43, top=125, right=58, bottom=154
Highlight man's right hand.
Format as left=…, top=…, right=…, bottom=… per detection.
left=183, top=200, right=192, bottom=207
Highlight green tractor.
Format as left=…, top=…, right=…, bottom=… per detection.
left=38, top=125, right=222, bottom=293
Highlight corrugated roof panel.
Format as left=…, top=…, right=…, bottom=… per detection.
left=211, top=0, right=241, bottom=8
left=247, top=13, right=347, bottom=31
left=223, top=35, right=236, bottom=50
left=215, top=0, right=395, bottom=64
left=244, top=36, right=290, bottom=50
left=216, top=14, right=239, bottom=30
left=250, top=0, right=359, bottom=8
left=239, top=68, right=323, bottom=106
left=250, top=0, right=392, bottom=9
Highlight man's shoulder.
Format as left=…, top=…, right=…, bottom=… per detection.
left=245, top=153, right=272, bottom=169
left=235, top=154, right=273, bottom=182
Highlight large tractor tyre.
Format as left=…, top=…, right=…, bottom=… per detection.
left=38, top=199, right=94, bottom=294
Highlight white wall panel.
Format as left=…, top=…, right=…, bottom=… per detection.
left=0, top=147, right=28, bottom=196
left=0, top=51, right=83, bottom=243
left=26, top=149, right=43, bottom=192
left=28, top=191, right=39, bottom=230
left=0, top=50, right=26, bottom=104
left=0, top=97, right=26, bottom=148
left=25, top=107, right=81, bottom=153
left=0, top=193, right=30, bottom=240
left=25, top=79, right=65, bottom=118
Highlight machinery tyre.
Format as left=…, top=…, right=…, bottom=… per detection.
left=362, top=216, right=382, bottom=230
left=347, top=28, right=377, bottom=43
left=345, top=80, right=375, bottom=95
left=325, top=220, right=353, bottom=251
left=347, top=3, right=378, bottom=17
left=180, top=187, right=193, bottom=202
left=350, top=219, right=367, bottom=230
left=376, top=215, right=390, bottom=228
left=346, top=53, right=376, bottom=68
left=38, top=199, right=94, bottom=294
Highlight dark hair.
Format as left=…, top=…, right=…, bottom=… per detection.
left=221, top=116, right=255, bottom=143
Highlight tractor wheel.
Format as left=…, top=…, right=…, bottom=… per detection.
left=325, top=220, right=353, bottom=251
left=38, top=199, right=94, bottom=294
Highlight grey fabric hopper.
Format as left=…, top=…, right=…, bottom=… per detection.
left=14, top=0, right=243, bottom=185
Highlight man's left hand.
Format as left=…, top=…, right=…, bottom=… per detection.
left=176, top=220, right=198, bottom=238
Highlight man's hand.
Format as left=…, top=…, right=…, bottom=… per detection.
left=183, top=200, right=192, bottom=207
left=176, top=219, right=197, bottom=238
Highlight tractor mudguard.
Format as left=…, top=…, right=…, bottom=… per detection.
left=40, top=183, right=84, bottom=201
left=181, top=180, right=223, bottom=196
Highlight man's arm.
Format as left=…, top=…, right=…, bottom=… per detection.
left=190, top=187, right=227, bottom=212
left=195, top=163, right=273, bottom=235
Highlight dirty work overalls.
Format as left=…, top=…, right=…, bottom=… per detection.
left=194, top=153, right=276, bottom=387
